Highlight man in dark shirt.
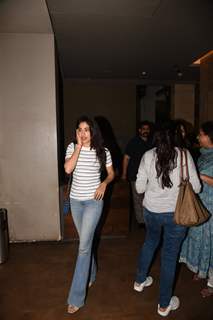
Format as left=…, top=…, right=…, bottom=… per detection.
left=122, top=121, right=152, bottom=226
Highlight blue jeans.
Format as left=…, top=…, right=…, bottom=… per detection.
left=135, top=208, right=187, bottom=308
left=67, top=199, right=103, bottom=307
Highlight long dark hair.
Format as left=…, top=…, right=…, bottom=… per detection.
left=94, top=116, right=123, bottom=174
left=76, top=116, right=106, bottom=171
left=173, top=119, right=192, bottom=149
left=153, top=124, right=178, bottom=189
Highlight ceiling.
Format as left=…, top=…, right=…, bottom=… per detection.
left=47, top=1, right=212, bottom=81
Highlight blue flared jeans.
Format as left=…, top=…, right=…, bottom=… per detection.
left=67, top=198, right=103, bottom=307
left=135, top=208, right=187, bottom=308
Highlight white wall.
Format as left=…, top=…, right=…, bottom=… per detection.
left=0, top=1, right=61, bottom=241
left=200, top=54, right=213, bottom=123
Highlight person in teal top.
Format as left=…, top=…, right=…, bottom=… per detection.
left=180, top=121, right=213, bottom=298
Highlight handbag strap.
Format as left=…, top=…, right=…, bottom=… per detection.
left=184, top=149, right=189, bottom=180
left=180, top=149, right=189, bottom=181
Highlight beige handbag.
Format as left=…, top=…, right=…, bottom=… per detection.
left=174, top=149, right=210, bottom=226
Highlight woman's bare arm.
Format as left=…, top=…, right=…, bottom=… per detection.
left=200, top=174, right=213, bottom=186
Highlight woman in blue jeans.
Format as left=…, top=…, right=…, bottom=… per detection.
left=64, top=116, right=114, bottom=314
left=134, top=124, right=201, bottom=317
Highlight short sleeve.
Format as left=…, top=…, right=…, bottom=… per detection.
left=105, top=148, right=112, bottom=167
left=135, top=152, right=149, bottom=193
left=186, top=150, right=201, bottom=193
left=65, top=142, right=75, bottom=160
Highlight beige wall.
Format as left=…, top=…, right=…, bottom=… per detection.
left=0, top=5, right=61, bottom=241
left=63, top=81, right=136, bottom=151
left=171, top=84, right=195, bottom=125
left=200, top=53, right=213, bottom=123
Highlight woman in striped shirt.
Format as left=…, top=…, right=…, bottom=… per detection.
left=64, top=116, right=114, bottom=314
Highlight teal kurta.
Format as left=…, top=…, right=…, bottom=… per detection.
left=180, top=147, right=213, bottom=278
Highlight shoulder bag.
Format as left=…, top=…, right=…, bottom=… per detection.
left=174, top=149, right=210, bottom=226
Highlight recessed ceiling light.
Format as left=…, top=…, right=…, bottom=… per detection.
left=177, top=71, right=183, bottom=78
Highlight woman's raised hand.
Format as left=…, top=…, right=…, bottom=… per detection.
left=76, top=129, right=82, bottom=147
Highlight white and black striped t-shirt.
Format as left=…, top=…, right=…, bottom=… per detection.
left=65, top=142, right=112, bottom=200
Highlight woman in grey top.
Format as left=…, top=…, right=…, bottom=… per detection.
left=133, top=124, right=201, bottom=317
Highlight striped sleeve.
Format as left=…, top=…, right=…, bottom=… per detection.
left=105, top=148, right=112, bottom=167
left=65, top=142, right=75, bottom=160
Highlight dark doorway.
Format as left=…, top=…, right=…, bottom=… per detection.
left=137, top=85, right=171, bottom=125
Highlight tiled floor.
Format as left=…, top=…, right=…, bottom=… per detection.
left=0, top=229, right=212, bottom=320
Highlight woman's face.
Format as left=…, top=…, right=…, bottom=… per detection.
left=77, top=121, right=91, bottom=146
left=198, top=129, right=211, bottom=148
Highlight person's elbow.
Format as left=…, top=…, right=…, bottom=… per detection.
left=135, top=184, right=143, bottom=194
left=111, top=169, right=115, bottom=181
left=64, top=161, right=72, bottom=175
left=109, top=166, right=115, bottom=182
left=135, top=180, right=145, bottom=194
left=193, top=181, right=201, bottom=194
left=196, top=183, right=202, bottom=194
